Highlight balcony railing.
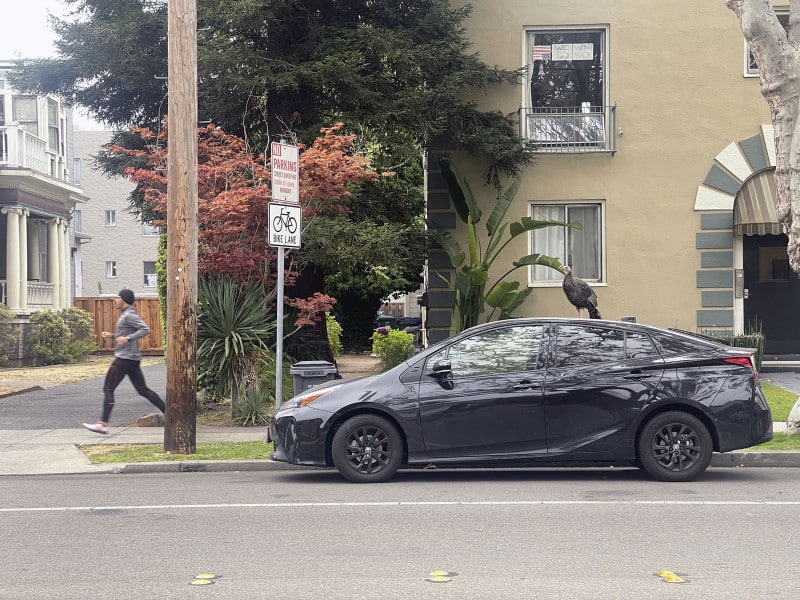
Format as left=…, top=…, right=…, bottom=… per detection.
left=0, top=280, right=55, bottom=311
left=0, top=124, right=66, bottom=179
left=520, top=104, right=617, bottom=154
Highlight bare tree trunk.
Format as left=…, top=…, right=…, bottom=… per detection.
left=164, top=0, right=198, bottom=454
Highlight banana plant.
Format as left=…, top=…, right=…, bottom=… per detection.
left=431, top=156, right=581, bottom=334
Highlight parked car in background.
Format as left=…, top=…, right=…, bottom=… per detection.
left=270, top=318, right=772, bottom=483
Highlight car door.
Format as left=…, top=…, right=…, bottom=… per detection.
left=544, top=324, right=665, bottom=454
left=418, top=323, right=548, bottom=459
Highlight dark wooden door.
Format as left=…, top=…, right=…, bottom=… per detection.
left=743, top=234, right=800, bottom=355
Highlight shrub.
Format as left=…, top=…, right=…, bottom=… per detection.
left=60, top=307, right=99, bottom=361
left=0, top=304, right=20, bottom=364
left=371, top=326, right=414, bottom=371
left=26, top=310, right=71, bottom=365
left=25, top=307, right=98, bottom=365
left=232, top=386, right=272, bottom=426
left=327, top=313, right=343, bottom=357
left=703, top=323, right=765, bottom=371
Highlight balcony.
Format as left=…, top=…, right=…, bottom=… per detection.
left=0, top=124, right=67, bottom=180
left=520, top=104, right=617, bottom=154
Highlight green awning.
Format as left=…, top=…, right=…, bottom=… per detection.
left=734, top=169, right=783, bottom=236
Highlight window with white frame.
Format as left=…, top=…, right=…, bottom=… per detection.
left=72, top=157, right=81, bottom=186
left=142, top=223, right=160, bottom=236
left=530, top=202, right=604, bottom=283
left=12, top=96, right=38, bottom=137
left=47, top=99, right=59, bottom=152
left=525, top=27, right=608, bottom=146
left=745, top=10, right=788, bottom=76
left=105, top=210, right=116, bottom=227
left=143, top=261, right=157, bottom=287
left=105, top=261, right=118, bottom=278
left=37, top=222, right=48, bottom=281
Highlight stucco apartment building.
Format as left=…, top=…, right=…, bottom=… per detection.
left=73, top=131, right=159, bottom=298
left=424, top=1, right=798, bottom=356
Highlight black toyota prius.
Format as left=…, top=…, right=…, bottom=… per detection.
left=270, top=318, right=773, bottom=483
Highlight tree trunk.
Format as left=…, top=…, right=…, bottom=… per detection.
left=728, top=0, right=800, bottom=273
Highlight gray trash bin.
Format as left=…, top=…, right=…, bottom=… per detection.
left=290, top=360, right=339, bottom=393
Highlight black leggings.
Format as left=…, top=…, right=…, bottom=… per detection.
left=102, top=357, right=166, bottom=423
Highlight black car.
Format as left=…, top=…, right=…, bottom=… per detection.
left=270, top=318, right=772, bottom=483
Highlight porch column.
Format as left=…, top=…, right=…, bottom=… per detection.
left=48, top=218, right=61, bottom=310
left=19, top=209, right=29, bottom=311
left=59, top=219, right=69, bottom=308
left=1, top=207, right=21, bottom=310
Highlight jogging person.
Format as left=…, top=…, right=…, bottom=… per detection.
left=82, top=289, right=165, bottom=434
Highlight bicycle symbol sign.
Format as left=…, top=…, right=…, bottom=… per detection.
left=268, top=202, right=302, bottom=248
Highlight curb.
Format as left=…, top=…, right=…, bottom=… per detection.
left=98, top=454, right=800, bottom=474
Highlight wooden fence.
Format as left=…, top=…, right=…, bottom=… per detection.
left=74, top=297, right=164, bottom=354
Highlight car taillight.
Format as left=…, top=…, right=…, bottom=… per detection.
left=724, top=355, right=757, bottom=375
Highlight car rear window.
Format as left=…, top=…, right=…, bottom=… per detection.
left=652, top=331, right=717, bottom=355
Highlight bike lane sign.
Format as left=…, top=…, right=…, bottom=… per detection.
left=268, top=202, right=302, bottom=248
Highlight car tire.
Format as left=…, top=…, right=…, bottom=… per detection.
left=637, top=411, right=713, bottom=482
left=331, top=414, right=403, bottom=483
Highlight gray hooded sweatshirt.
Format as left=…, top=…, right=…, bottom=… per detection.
left=113, top=306, right=150, bottom=360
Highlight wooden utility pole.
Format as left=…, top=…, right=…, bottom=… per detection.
left=164, top=0, right=198, bottom=453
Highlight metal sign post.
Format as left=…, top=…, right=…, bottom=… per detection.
left=269, top=141, right=300, bottom=411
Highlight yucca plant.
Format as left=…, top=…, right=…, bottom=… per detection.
left=197, top=276, right=276, bottom=412
left=431, top=157, right=581, bottom=333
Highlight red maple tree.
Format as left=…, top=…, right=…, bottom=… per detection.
left=108, top=121, right=378, bottom=324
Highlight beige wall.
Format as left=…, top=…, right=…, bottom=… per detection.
left=441, top=0, right=771, bottom=331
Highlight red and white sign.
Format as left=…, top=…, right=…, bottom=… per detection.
left=270, top=142, right=299, bottom=204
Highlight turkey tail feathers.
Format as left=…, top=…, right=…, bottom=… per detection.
left=588, top=306, right=601, bottom=319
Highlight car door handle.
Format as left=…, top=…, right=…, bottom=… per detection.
left=512, top=381, right=542, bottom=390
left=623, top=372, right=652, bottom=380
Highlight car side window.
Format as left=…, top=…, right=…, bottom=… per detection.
left=625, top=332, right=659, bottom=359
left=554, top=325, right=625, bottom=368
left=427, top=325, right=545, bottom=378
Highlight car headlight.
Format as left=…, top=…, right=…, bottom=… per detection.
left=277, top=384, right=343, bottom=412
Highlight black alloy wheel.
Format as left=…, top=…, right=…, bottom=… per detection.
left=637, top=411, right=713, bottom=482
left=331, top=414, right=403, bottom=483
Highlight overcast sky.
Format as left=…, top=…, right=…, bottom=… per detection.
left=1, top=0, right=104, bottom=129
left=0, top=0, right=66, bottom=59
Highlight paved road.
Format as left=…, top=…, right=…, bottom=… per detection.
left=2, top=468, right=800, bottom=599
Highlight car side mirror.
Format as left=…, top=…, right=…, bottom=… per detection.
left=431, top=359, right=452, bottom=378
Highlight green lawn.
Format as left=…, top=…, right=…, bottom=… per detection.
left=81, top=381, right=800, bottom=463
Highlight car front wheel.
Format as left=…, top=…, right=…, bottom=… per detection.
left=331, top=414, right=403, bottom=483
left=637, top=411, right=712, bottom=482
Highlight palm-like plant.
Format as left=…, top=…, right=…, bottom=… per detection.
left=432, top=157, right=581, bottom=333
left=197, top=277, right=277, bottom=410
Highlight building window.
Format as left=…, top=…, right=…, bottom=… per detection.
left=47, top=99, right=60, bottom=152
left=12, top=96, right=38, bottom=137
left=105, top=261, right=118, bottom=278
left=142, top=223, right=160, bottom=236
left=105, top=210, right=116, bottom=227
left=530, top=202, right=604, bottom=284
left=72, top=210, right=82, bottom=233
left=72, top=157, right=81, bottom=186
left=143, top=261, right=157, bottom=287
left=746, top=10, right=788, bottom=76
left=524, top=27, right=610, bottom=150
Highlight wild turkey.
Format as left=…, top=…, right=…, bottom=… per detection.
left=562, top=266, right=601, bottom=319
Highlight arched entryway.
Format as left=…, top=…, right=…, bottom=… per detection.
left=695, top=125, right=800, bottom=357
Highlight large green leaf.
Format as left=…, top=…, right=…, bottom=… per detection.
left=429, top=223, right=465, bottom=268
left=486, top=173, right=523, bottom=236
left=513, top=253, right=565, bottom=271
left=485, top=280, right=520, bottom=309
left=440, top=156, right=481, bottom=224
left=509, top=217, right=580, bottom=239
